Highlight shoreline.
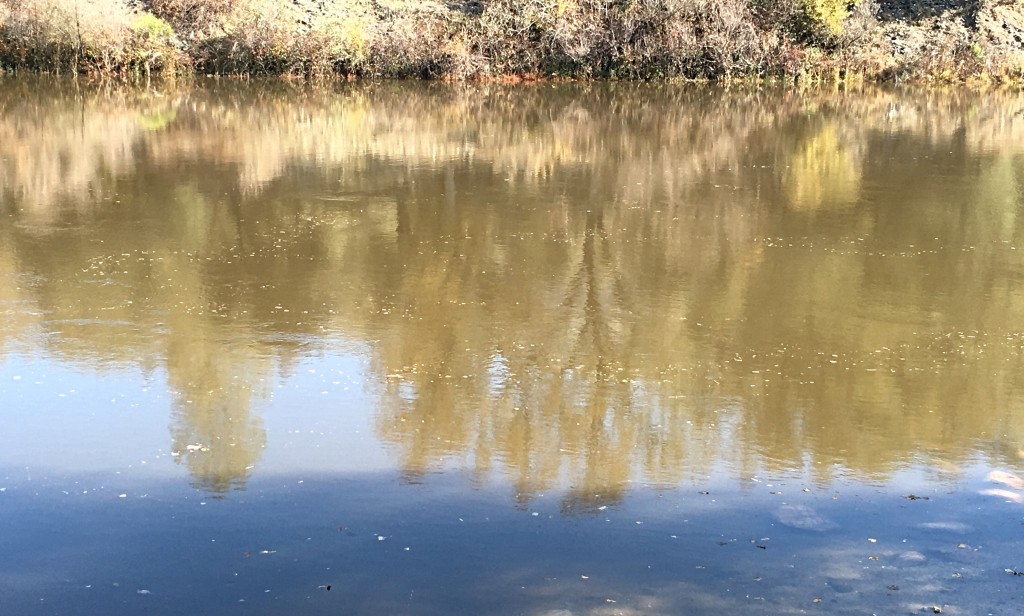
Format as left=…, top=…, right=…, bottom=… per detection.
left=1, top=0, right=1022, bottom=84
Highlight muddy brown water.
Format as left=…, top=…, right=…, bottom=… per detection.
left=1, top=77, right=1023, bottom=615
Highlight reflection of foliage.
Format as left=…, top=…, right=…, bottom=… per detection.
left=781, top=122, right=861, bottom=210
left=138, top=108, right=177, bottom=131
left=1, top=82, right=1024, bottom=500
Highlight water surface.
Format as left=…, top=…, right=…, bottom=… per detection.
left=1, top=78, right=1024, bottom=615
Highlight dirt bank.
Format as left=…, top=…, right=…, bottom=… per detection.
left=875, top=0, right=1024, bottom=81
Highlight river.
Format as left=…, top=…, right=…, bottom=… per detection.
left=1, top=77, right=1023, bottom=615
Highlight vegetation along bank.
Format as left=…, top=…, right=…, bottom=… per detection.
left=1, top=0, right=1023, bottom=82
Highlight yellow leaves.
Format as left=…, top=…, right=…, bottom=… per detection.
left=800, top=0, right=857, bottom=38
left=781, top=123, right=861, bottom=211
left=555, top=0, right=579, bottom=18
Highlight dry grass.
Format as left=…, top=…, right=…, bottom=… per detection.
left=0, top=0, right=1021, bottom=81
left=474, top=0, right=780, bottom=79
left=0, top=0, right=185, bottom=74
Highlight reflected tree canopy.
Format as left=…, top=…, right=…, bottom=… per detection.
left=2, top=78, right=1024, bottom=497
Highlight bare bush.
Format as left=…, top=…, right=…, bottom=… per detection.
left=146, top=0, right=235, bottom=36
left=178, top=0, right=376, bottom=75
left=0, top=0, right=185, bottom=74
left=475, top=0, right=776, bottom=78
left=369, top=6, right=482, bottom=78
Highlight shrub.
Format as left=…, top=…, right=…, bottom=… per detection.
left=475, top=0, right=775, bottom=79
left=165, top=0, right=376, bottom=76
left=131, top=12, right=185, bottom=74
left=368, top=5, right=480, bottom=79
left=798, top=0, right=864, bottom=43
left=0, top=0, right=186, bottom=74
left=0, top=0, right=134, bottom=72
left=133, top=12, right=174, bottom=42
left=476, top=0, right=566, bottom=75
left=0, top=0, right=1014, bottom=82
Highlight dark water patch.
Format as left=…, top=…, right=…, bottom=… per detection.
left=1, top=472, right=1022, bottom=616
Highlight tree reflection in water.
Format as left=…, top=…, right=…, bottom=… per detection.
left=1, top=79, right=1024, bottom=497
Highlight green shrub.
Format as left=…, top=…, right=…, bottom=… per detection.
left=132, top=13, right=175, bottom=42
left=130, top=11, right=186, bottom=74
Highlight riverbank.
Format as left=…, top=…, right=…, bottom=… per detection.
left=0, top=0, right=1022, bottom=82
